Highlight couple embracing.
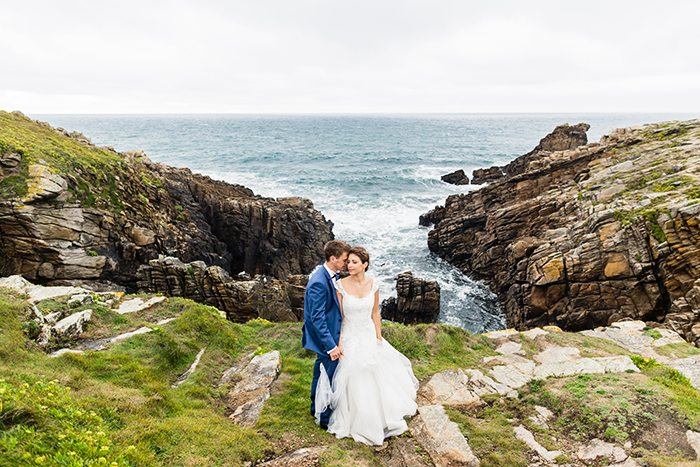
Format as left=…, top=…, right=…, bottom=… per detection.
left=302, top=240, right=419, bottom=446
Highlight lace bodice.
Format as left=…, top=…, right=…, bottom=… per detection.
left=335, top=279, right=379, bottom=356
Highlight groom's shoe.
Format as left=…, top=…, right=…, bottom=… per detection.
left=320, top=421, right=329, bottom=430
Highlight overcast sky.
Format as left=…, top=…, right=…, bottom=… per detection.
left=1, top=0, right=699, bottom=114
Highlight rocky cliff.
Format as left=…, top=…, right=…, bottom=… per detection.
left=0, top=111, right=332, bottom=300
left=422, top=119, right=700, bottom=346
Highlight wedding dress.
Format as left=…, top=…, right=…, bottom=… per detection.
left=315, top=279, right=419, bottom=446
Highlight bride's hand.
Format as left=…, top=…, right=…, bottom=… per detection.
left=376, top=338, right=383, bottom=347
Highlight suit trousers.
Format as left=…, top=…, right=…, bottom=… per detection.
left=310, top=352, right=339, bottom=424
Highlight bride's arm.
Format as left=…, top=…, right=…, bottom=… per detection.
left=337, top=291, right=344, bottom=355
left=371, top=289, right=382, bottom=343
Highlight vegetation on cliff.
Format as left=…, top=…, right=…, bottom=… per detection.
left=0, top=111, right=125, bottom=209
left=2, top=286, right=699, bottom=466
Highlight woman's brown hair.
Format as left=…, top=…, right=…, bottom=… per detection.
left=348, top=246, right=370, bottom=271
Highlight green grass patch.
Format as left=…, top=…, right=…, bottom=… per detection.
left=445, top=401, right=528, bottom=467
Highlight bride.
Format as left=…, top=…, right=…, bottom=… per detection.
left=315, top=246, right=419, bottom=446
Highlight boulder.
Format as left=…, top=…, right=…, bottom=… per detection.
left=441, top=169, right=470, bottom=185
left=0, top=152, right=21, bottom=167
left=409, top=404, right=479, bottom=467
left=381, top=271, right=440, bottom=324
left=21, top=164, right=69, bottom=203
left=53, top=309, right=92, bottom=340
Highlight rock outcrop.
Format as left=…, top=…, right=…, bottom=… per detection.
left=0, top=112, right=332, bottom=313
left=381, top=271, right=441, bottom=324
left=137, top=256, right=307, bottom=322
left=440, top=169, right=469, bottom=186
left=471, top=166, right=504, bottom=185
left=421, top=120, right=700, bottom=344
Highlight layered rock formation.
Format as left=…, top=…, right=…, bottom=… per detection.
left=137, top=256, right=308, bottom=322
left=471, top=166, right=504, bottom=185
left=0, top=112, right=332, bottom=312
left=381, top=271, right=441, bottom=324
left=421, top=120, right=700, bottom=345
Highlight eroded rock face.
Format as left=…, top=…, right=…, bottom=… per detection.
left=381, top=271, right=441, bottom=324
left=137, top=256, right=304, bottom=322
left=422, top=120, right=700, bottom=342
left=0, top=116, right=332, bottom=298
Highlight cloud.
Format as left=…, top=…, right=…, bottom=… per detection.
left=1, top=0, right=698, bottom=113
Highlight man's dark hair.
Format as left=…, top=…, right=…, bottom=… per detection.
left=324, top=240, right=351, bottom=261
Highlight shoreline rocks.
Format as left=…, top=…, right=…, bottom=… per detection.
left=422, top=119, right=700, bottom=345
left=0, top=113, right=332, bottom=305
left=440, top=169, right=469, bottom=186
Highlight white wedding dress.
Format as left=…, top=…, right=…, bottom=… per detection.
left=315, top=279, right=419, bottom=446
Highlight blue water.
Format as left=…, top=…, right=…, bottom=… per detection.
left=32, top=113, right=697, bottom=333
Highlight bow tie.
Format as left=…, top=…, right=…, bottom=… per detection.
left=333, top=272, right=340, bottom=281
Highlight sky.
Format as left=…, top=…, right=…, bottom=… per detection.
left=1, top=0, right=699, bottom=114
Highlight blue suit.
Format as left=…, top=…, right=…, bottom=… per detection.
left=302, top=266, right=342, bottom=424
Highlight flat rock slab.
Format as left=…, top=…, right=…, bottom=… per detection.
left=228, top=351, right=281, bottom=427
left=410, top=404, right=479, bottom=467
left=381, top=437, right=427, bottom=467
left=490, top=364, right=534, bottom=388
left=483, top=329, right=520, bottom=339
left=533, top=357, right=605, bottom=379
left=577, top=438, right=628, bottom=464
left=30, top=286, right=90, bottom=303
left=116, top=296, right=167, bottom=314
left=521, top=328, right=549, bottom=339
left=533, top=346, right=580, bottom=364
left=513, top=425, right=562, bottom=463
left=77, top=326, right=153, bottom=351
left=495, top=341, right=523, bottom=355
left=529, top=405, right=554, bottom=428
left=419, top=369, right=481, bottom=406
left=686, top=430, right=700, bottom=459
left=668, top=356, right=700, bottom=391
left=172, top=348, right=206, bottom=388
left=256, top=446, right=328, bottom=467
left=593, top=356, right=640, bottom=373
left=0, top=275, right=35, bottom=293
left=580, top=327, right=657, bottom=357
left=582, top=321, right=687, bottom=359
left=462, top=369, right=512, bottom=396
left=483, top=354, right=533, bottom=366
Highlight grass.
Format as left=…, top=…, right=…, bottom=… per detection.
left=0, top=289, right=270, bottom=466
left=3, top=286, right=700, bottom=466
left=0, top=111, right=126, bottom=210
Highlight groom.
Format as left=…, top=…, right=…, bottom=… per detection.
left=302, top=239, right=350, bottom=429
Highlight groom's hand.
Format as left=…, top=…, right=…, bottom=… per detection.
left=329, top=345, right=343, bottom=361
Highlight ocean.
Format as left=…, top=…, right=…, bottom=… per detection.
left=33, top=113, right=696, bottom=333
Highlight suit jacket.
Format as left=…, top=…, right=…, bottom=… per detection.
left=302, top=266, right=342, bottom=355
